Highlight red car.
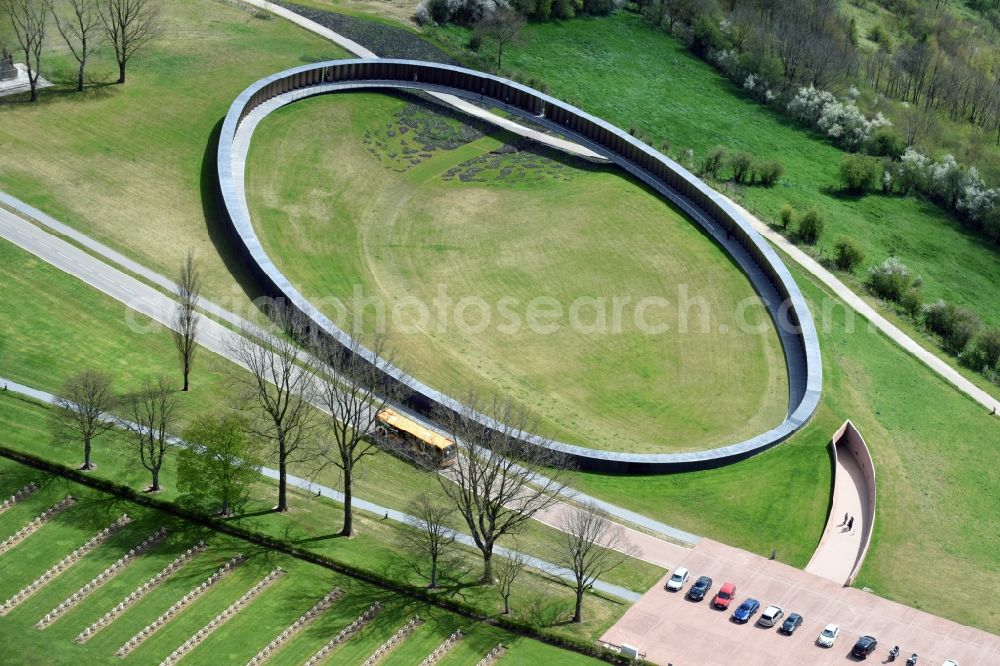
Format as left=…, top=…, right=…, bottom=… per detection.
left=712, top=582, right=736, bottom=609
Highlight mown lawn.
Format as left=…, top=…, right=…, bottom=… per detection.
left=0, top=0, right=346, bottom=305
left=0, top=457, right=607, bottom=665
left=245, top=91, right=788, bottom=453
left=432, top=13, right=1000, bottom=333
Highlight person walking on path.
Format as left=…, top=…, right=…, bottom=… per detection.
left=848, top=517, right=854, bottom=531
left=842, top=513, right=849, bottom=525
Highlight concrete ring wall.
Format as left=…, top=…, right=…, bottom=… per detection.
left=217, top=59, right=823, bottom=474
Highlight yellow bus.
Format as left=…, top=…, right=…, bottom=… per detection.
left=375, top=409, right=458, bottom=468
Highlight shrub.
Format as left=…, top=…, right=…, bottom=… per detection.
left=701, top=146, right=727, bottom=179
left=900, top=287, right=923, bottom=318
left=779, top=204, right=795, bottom=230
left=923, top=300, right=981, bottom=352
left=729, top=151, right=753, bottom=183
left=468, top=33, right=482, bottom=50
left=581, top=0, right=619, bottom=15
left=928, top=154, right=963, bottom=209
left=797, top=208, right=824, bottom=245
left=867, top=24, right=892, bottom=51
left=840, top=154, right=881, bottom=193
left=834, top=237, right=865, bottom=272
left=867, top=257, right=911, bottom=302
left=755, top=160, right=783, bottom=186
left=967, top=328, right=1000, bottom=371
left=867, top=129, right=906, bottom=159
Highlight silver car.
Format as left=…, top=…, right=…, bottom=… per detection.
left=757, top=604, right=784, bottom=627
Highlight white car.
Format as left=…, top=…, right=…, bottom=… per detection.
left=942, top=661, right=959, bottom=666
left=816, top=623, right=840, bottom=647
left=665, top=567, right=689, bottom=591
left=757, top=604, right=784, bottom=627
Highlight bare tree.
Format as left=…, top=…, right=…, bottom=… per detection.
left=97, top=0, right=161, bottom=84
left=436, top=395, right=568, bottom=583
left=122, top=375, right=177, bottom=492
left=495, top=546, right=527, bottom=614
left=4, top=0, right=50, bottom=102
left=556, top=502, right=638, bottom=623
left=474, top=7, right=523, bottom=71
left=401, top=492, right=456, bottom=589
left=172, top=249, right=200, bottom=392
left=311, top=331, right=399, bottom=537
left=229, top=300, right=320, bottom=512
left=53, top=0, right=100, bottom=92
left=53, top=370, right=115, bottom=471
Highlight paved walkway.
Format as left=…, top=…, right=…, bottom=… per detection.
left=601, top=538, right=1000, bottom=666
left=0, top=375, right=639, bottom=603
left=804, top=439, right=868, bottom=586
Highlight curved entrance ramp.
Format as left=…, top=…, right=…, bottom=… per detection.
left=805, top=420, right=876, bottom=586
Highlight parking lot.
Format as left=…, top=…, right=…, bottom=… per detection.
left=600, top=538, right=1000, bottom=665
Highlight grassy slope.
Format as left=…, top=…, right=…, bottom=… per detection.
left=0, top=0, right=345, bottom=305
left=432, top=14, right=1000, bottom=333
left=0, top=236, right=662, bottom=596
left=245, top=91, right=788, bottom=453
left=0, top=457, right=603, bottom=666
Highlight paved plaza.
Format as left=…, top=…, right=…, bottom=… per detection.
left=601, top=538, right=1000, bottom=665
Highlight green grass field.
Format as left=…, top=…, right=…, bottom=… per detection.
left=0, top=0, right=346, bottom=306
left=431, top=14, right=1000, bottom=334
left=0, top=456, right=605, bottom=666
left=245, top=91, right=788, bottom=453
left=566, top=252, right=1000, bottom=633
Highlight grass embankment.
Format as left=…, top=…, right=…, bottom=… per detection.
left=245, top=91, right=788, bottom=454
left=0, top=0, right=346, bottom=305
left=0, top=456, right=604, bottom=665
left=431, top=14, right=1000, bottom=333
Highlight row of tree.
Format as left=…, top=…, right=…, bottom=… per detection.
left=49, top=254, right=633, bottom=623
left=3, top=0, right=161, bottom=101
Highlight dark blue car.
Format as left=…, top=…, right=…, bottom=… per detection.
left=731, top=598, right=760, bottom=623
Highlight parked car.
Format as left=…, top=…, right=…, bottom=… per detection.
left=779, top=612, right=803, bottom=635
left=687, top=575, right=713, bottom=601
left=757, top=605, right=784, bottom=627
left=731, top=598, right=760, bottom=623
left=941, top=661, right=958, bottom=666
left=712, top=582, right=736, bottom=609
left=665, top=567, right=689, bottom=592
left=851, top=635, right=878, bottom=659
left=816, top=623, right=840, bottom=647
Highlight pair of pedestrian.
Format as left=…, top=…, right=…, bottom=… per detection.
left=842, top=513, right=854, bottom=530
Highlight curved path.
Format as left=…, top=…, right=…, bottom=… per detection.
left=219, top=59, right=823, bottom=474
left=804, top=422, right=875, bottom=586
